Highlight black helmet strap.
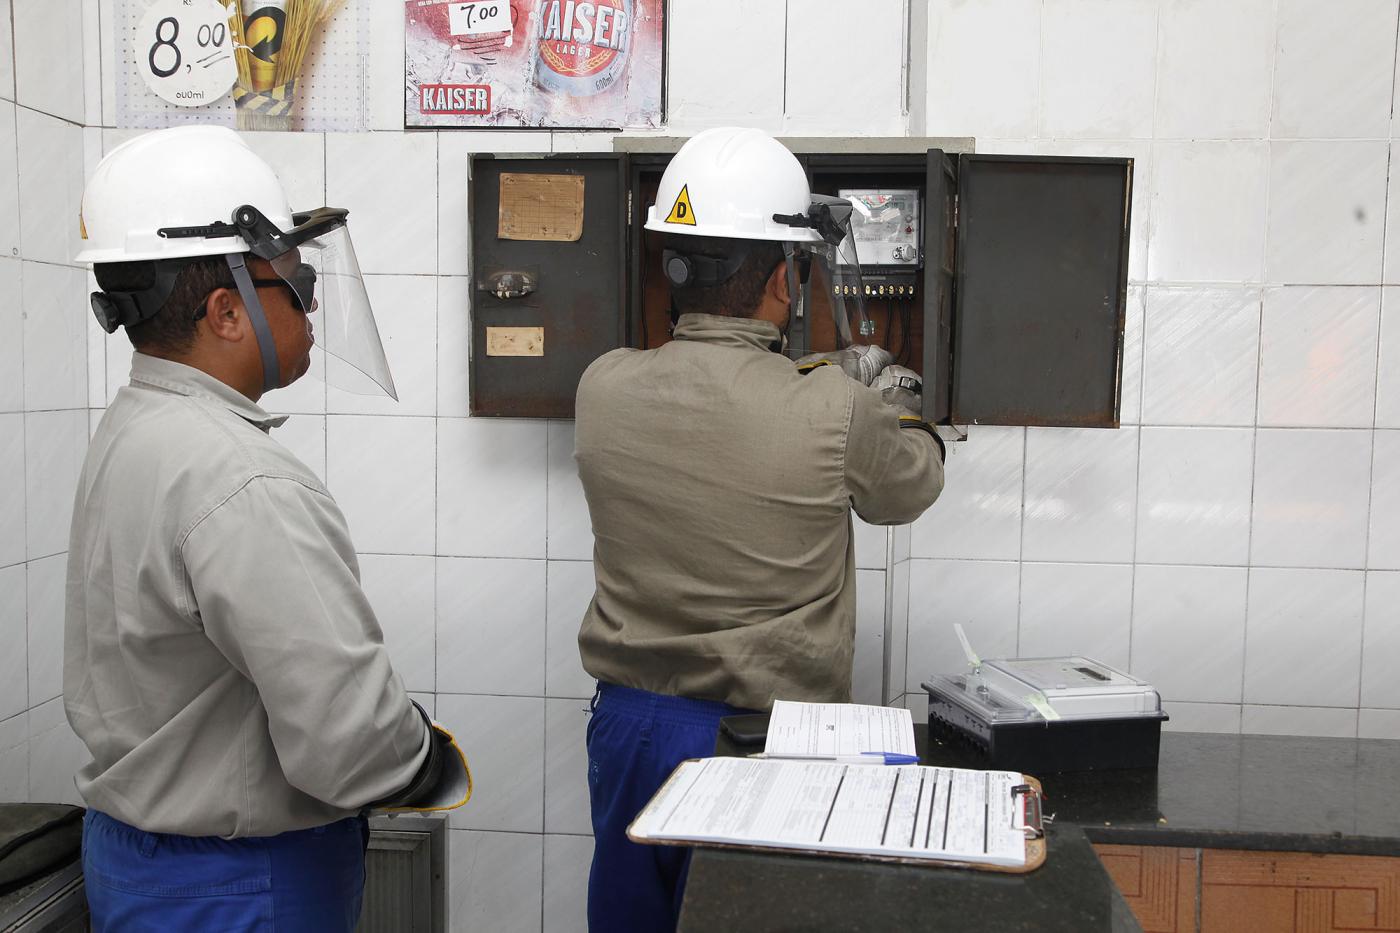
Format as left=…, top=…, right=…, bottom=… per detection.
left=89, top=258, right=197, bottom=334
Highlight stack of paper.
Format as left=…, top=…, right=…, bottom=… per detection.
left=628, top=756, right=1029, bottom=867
left=763, top=700, right=917, bottom=760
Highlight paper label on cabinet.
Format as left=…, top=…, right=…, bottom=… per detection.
left=486, top=326, right=544, bottom=356
left=498, top=173, right=585, bottom=242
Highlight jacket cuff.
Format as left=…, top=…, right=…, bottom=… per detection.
left=366, top=700, right=442, bottom=809
left=898, top=416, right=947, bottom=461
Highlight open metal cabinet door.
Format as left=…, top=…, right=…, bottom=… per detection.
left=468, top=154, right=628, bottom=418
left=951, top=154, right=1132, bottom=427
left=921, top=149, right=957, bottom=423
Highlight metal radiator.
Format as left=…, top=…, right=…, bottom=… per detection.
left=357, top=816, right=448, bottom=933
left=0, top=862, right=87, bottom=933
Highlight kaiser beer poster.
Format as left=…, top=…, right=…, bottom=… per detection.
left=404, top=0, right=663, bottom=128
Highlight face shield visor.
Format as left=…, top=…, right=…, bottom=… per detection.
left=774, top=195, right=873, bottom=351
left=159, top=205, right=397, bottom=400
left=243, top=206, right=397, bottom=400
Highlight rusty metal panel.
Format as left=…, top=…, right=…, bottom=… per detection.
left=951, top=155, right=1131, bottom=428
left=468, top=154, right=627, bottom=418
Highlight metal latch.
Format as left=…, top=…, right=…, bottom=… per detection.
left=485, top=271, right=536, bottom=300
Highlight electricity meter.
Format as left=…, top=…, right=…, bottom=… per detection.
left=838, top=188, right=922, bottom=303
left=840, top=189, right=922, bottom=268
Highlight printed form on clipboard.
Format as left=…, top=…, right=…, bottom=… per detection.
left=762, top=700, right=917, bottom=760
left=627, top=757, right=1046, bottom=872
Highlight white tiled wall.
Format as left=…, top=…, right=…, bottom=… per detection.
left=2, top=0, right=93, bottom=819
left=1270, top=0, right=1396, bottom=140
left=1135, top=427, right=1253, bottom=565
left=1140, top=287, right=1261, bottom=426
left=6, top=2, right=1400, bottom=930
left=1257, top=287, right=1381, bottom=427
left=909, top=0, right=1400, bottom=753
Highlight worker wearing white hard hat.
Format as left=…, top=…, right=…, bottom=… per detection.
left=575, top=126, right=945, bottom=932
left=646, top=123, right=882, bottom=357
left=78, top=125, right=396, bottom=399
left=66, top=126, right=469, bottom=932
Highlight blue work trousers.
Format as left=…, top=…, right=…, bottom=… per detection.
left=82, top=808, right=369, bottom=932
left=585, top=682, right=759, bottom=933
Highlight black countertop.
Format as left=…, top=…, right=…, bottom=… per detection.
left=677, top=725, right=1400, bottom=932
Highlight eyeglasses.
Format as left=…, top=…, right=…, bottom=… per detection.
left=260, top=261, right=317, bottom=314
left=249, top=278, right=309, bottom=309
left=191, top=263, right=319, bottom=322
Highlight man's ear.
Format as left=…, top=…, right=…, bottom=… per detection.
left=201, top=287, right=245, bottom=343
left=766, top=260, right=789, bottom=304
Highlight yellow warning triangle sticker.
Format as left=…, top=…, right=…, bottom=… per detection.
left=665, top=184, right=697, bottom=225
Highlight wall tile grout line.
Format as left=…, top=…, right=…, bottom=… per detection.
left=1034, top=0, right=1045, bottom=140
left=1236, top=4, right=1288, bottom=722
left=432, top=128, right=442, bottom=713
left=448, top=826, right=592, bottom=840
left=309, top=408, right=1400, bottom=429
left=1239, top=293, right=1267, bottom=719
left=540, top=420, right=551, bottom=905
left=1015, top=427, right=1027, bottom=656
left=828, top=551, right=1400, bottom=574
left=1352, top=8, right=1400, bottom=726
left=374, top=551, right=1400, bottom=574
left=15, top=81, right=30, bottom=757
left=780, top=0, right=789, bottom=118
left=1126, top=312, right=1150, bottom=670
left=11, top=101, right=84, bottom=131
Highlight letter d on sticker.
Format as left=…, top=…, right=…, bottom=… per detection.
left=665, top=184, right=696, bottom=226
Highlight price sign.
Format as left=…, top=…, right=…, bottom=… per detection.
left=449, top=1, right=510, bottom=36
left=136, top=0, right=238, bottom=107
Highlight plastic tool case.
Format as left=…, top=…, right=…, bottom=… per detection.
left=922, top=657, right=1168, bottom=773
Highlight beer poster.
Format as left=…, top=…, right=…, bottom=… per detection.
left=404, top=0, right=664, bottom=129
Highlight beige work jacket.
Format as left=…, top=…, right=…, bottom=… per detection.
left=575, top=313, right=944, bottom=711
left=64, top=354, right=428, bottom=838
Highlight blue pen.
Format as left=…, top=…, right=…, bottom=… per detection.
left=847, top=752, right=919, bottom=766
left=747, top=752, right=920, bottom=765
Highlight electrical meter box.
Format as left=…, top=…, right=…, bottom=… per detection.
left=467, top=142, right=1132, bottom=425
left=922, top=656, right=1168, bottom=773
left=839, top=188, right=922, bottom=301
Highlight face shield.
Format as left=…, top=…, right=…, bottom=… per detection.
left=773, top=195, right=873, bottom=351
left=159, top=205, right=397, bottom=399
left=240, top=206, right=397, bottom=400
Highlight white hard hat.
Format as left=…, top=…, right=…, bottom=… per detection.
left=76, top=126, right=294, bottom=264
left=644, top=127, right=823, bottom=243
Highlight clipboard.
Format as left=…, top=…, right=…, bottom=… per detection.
left=627, top=758, right=1047, bottom=874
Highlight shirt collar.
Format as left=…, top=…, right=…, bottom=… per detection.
left=128, top=353, right=288, bottom=430
left=671, top=313, right=783, bottom=353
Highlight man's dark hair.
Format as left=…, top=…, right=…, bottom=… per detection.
left=93, top=256, right=232, bottom=354
left=667, top=235, right=786, bottom=319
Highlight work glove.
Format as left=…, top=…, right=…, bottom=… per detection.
left=375, top=708, right=474, bottom=815
left=872, top=365, right=945, bottom=460
left=871, top=365, right=923, bottom=416
left=795, top=344, right=892, bottom=386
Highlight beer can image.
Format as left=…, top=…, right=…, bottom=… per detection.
left=242, top=0, right=287, bottom=92
left=533, top=0, right=634, bottom=97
